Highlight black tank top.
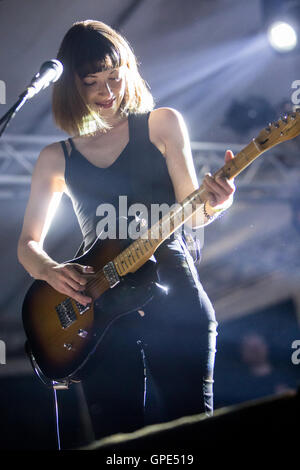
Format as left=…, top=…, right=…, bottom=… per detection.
left=60, top=112, right=176, bottom=253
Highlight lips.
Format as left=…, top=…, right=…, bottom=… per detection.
left=95, top=97, right=115, bottom=108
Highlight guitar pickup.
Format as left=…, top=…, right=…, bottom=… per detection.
left=56, top=298, right=77, bottom=329
left=75, top=300, right=91, bottom=315
left=103, top=261, right=120, bottom=288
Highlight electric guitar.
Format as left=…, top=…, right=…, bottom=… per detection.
left=22, top=110, right=300, bottom=385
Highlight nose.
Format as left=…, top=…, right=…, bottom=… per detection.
left=98, top=81, right=113, bottom=98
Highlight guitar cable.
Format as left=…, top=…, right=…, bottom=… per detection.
left=137, top=340, right=147, bottom=411
left=52, top=384, right=62, bottom=450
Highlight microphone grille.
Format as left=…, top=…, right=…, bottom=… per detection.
left=40, top=59, right=63, bottom=82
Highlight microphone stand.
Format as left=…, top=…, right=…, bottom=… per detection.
left=0, top=60, right=63, bottom=139
left=0, top=90, right=30, bottom=138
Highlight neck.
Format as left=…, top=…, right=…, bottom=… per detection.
left=79, top=112, right=127, bottom=138
left=106, top=113, right=128, bottom=128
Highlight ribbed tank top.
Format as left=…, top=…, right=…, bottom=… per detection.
left=60, top=112, right=176, bottom=253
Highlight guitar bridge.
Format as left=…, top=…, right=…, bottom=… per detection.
left=55, top=298, right=76, bottom=329
left=103, top=261, right=120, bottom=288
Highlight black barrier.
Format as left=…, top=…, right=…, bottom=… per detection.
left=79, top=388, right=299, bottom=456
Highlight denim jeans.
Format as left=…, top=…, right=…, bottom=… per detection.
left=138, top=238, right=218, bottom=423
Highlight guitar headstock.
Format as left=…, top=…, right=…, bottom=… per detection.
left=255, top=109, right=300, bottom=151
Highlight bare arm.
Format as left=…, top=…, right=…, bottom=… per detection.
left=149, top=108, right=235, bottom=227
left=17, top=143, right=93, bottom=305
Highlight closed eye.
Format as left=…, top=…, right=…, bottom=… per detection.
left=83, top=82, right=96, bottom=87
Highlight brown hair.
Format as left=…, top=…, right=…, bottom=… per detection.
left=52, top=20, right=154, bottom=136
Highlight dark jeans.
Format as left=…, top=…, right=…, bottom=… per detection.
left=139, top=238, right=218, bottom=423
left=58, top=239, right=218, bottom=447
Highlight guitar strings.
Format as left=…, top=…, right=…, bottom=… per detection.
left=73, top=189, right=215, bottom=299
left=76, top=211, right=191, bottom=299
left=79, top=206, right=186, bottom=296
left=73, top=194, right=210, bottom=299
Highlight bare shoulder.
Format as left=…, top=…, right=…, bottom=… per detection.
left=149, top=107, right=189, bottom=157
left=33, top=141, right=66, bottom=190
left=149, top=107, right=185, bottom=133
left=35, top=141, right=64, bottom=172
left=149, top=108, right=187, bottom=154
left=149, top=107, right=183, bottom=121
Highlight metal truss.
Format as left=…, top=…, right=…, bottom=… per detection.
left=0, top=133, right=299, bottom=199
left=0, top=134, right=62, bottom=198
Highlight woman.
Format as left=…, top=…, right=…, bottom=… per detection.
left=18, top=20, right=235, bottom=446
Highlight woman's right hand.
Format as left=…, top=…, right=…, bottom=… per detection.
left=44, top=262, right=95, bottom=306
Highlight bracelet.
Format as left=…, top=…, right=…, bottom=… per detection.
left=203, top=201, right=213, bottom=220
left=203, top=201, right=223, bottom=221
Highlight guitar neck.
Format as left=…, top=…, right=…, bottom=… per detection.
left=214, top=138, right=264, bottom=180
left=113, top=138, right=267, bottom=277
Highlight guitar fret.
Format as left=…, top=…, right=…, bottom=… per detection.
left=125, top=250, right=133, bottom=265
left=114, top=260, right=121, bottom=273
left=137, top=241, right=145, bottom=254
left=120, top=256, right=129, bottom=269
left=144, top=239, right=152, bottom=249
left=118, top=262, right=125, bottom=275
left=141, top=240, right=149, bottom=251
left=128, top=247, right=136, bottom=262
left=133, top=245, right=142, bottom=257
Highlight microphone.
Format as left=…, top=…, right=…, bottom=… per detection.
left=25, top=59, right=63, bottom=99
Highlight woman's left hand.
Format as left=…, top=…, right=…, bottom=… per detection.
left=202, top=150, right=236, bottom=210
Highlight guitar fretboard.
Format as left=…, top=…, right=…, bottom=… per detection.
left=113, top=137, right=278, bottom=276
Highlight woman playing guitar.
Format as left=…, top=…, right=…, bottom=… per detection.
left=17, top=20, right=235, bottom=445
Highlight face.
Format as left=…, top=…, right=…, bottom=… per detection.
left=240, top=334, right=268, bottom=365
left=80, top=66, right=126, bottom=117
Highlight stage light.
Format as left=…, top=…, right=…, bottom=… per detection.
left=262, top=0, right=300, bottom=54
left=267, top=21, right=298, bottom=52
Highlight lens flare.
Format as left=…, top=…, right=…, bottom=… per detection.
left=267, top=21, right=298, bottom=52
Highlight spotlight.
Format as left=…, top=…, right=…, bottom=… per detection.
left=262, top=0, right=300, bottom=53
left=267, top=21, right=298, bottom=52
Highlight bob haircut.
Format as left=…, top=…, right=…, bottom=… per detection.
left=52, top=20, right=155, bottom=136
